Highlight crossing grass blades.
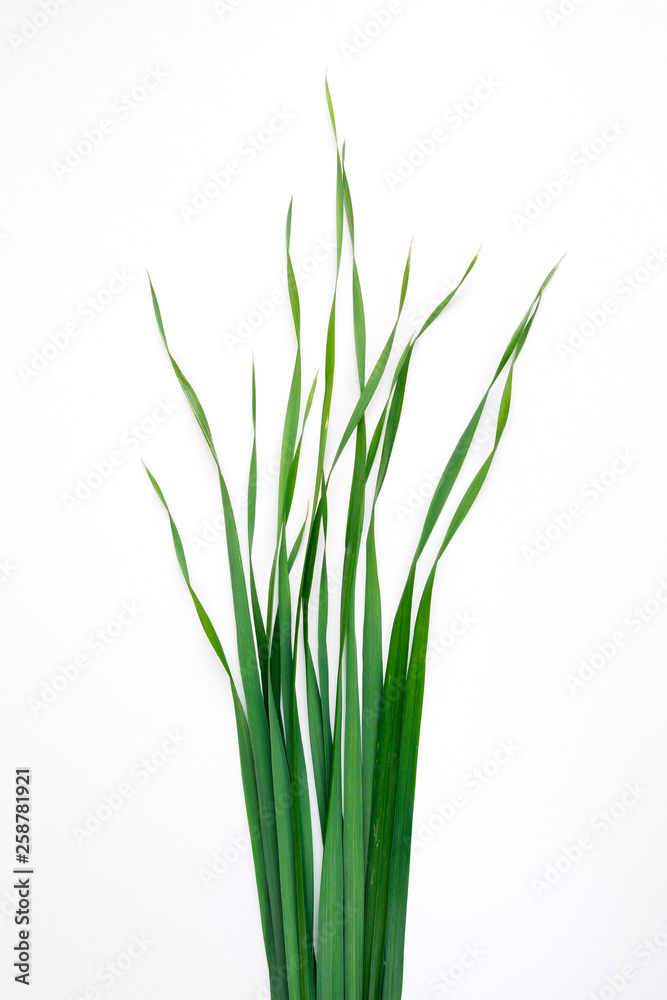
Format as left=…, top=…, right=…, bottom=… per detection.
left=144, top=82, right=559, bottom=1000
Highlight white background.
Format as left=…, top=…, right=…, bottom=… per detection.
left=2, top=1, right=667, bottom=998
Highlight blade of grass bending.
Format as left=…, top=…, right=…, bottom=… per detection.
left=382, top=408, right=516, bottom=1000
left=383, top=354, right=521, bottom=1000
left=331, top=247, right=477, bottom=480
left=365, top=252, right=527, bottom=1000
left=413, top=262, right=560, bottom=563
left=360, top=250, right=478, bottom=869
left=147, top=278, right=288, bottom=998
left=143, top=464, right=285, bottom=998
left=376, top=264, right=560, bottom=1000
left=149, top=277, right=264, bottom=709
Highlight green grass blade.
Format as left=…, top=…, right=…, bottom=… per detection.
left=143, top=464, right=285, bottom=997
left=342, top=164, right=366, bottom=388
left=278, top=531, right=295, bottom=758
left=317, top=513, right=333, bottom=784
left=340, top=425, right=366, bottom=999
left=325, top=73, right=338, bottom=144
left=286, top=197, right=301, bottom=343
left=413, top=264, right=559, bottom=564
left=328, top=247, right=412, bottom=475
left=293, top=711, right=316, bottom=998
left=294, top=83, right=345, bottom=853
left=288, top=505, right=310, bottom=572
left=277, top=201, right=302, bottom=533
left=363, top=576, right=415, bottom=1000
left=343, top=598, right=364, bottom=1000
left=360, top=341, right=414, bottom=866
left=268, top=692, right=304, bottom=1000
left=361, top=509, right=382, bottom=860
left=305, top=639, right=327, bottom=836
left=381, top=266, right=559, bottom=1000
left=284, top=373, right=318, bottom=528
left=148, top=279, right=289, bottom=998
left=380, top=574, right=433, bottom=1000
left=248, top=359, right=271, bottom=705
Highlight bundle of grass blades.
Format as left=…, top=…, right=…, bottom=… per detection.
left=145, top=81, right=559, bottom=1000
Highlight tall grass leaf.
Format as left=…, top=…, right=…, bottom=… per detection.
left=148, top=278, right=289, bottom=998
left=317, top=510, right=333, bottom=781
left=277, top=202, right=303, bottom=534
left=143, top=464, right=285, bottom=998
left=288, top=505, right=310, bottom=572
left=269, top=691, right=304, bottom=1000
left=248, top=359, right=271, bottom=704
left=381, top=266, right=559, bottom=999
left=341, top=425, right=366, bottom=999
